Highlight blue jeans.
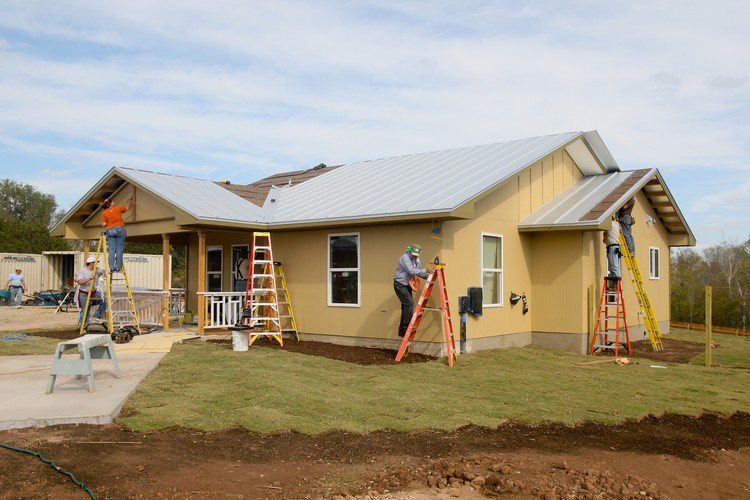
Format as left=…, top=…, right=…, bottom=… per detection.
left=607, top=245, right=621, bottom=278
left=78, top=290, right=108, bottom=325
left=620, top=214, right=635, bottom=253
left=9, top=286, right=22, bottom=307
left=105, top=225, right=127, bottom=270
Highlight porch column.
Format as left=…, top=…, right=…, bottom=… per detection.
left=197, top=231, right=206, bottom=334
left=161, top=233, right=170, bottom=331
left=83, top=239, right=95, bottom=263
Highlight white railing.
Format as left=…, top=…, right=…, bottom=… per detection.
left=197, top=292, right=245, bottom=329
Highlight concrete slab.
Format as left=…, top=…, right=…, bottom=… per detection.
left=0, top=352, right=165, bottom=430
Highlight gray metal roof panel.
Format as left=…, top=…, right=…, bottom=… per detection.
left=518, top=170, right=656, bottom=230
left=115, top=168, right=265, bottom=223
left=271, top=132, right=591, bottom=223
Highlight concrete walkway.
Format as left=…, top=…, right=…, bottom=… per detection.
left=0, top=330, right=202, bottom=430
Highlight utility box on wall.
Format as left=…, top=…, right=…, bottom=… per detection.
left=467, top=287, right=483, bottom=316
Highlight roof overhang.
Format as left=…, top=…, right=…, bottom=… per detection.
left=519, top=168, right=695, bottom=247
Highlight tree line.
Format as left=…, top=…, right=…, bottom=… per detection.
left=671, top=239, right=750, bottom=330
left=0, top=179, right=185, bottom=286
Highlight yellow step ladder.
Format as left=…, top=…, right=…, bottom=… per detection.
left=273, top=262, right=298, bottom=341
left=395, top=263, right=457, bottom=367
left=80, top=234, right=141, bottom=343
left=234, top=232, right=283, bottom=346
left=619, top=234, right=664, bottom=351
left=590, top=277, right=631, bottom=357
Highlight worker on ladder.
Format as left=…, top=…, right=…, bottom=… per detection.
left=74, top=256, right=107, bottom=327
left=100, top=197, right=132, bottom=272
left=604, top=216, right=622, bottom=287
left=393, top=244, right=434, bottom=338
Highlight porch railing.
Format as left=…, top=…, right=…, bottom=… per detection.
left=197, top=292, right=245, bottom=329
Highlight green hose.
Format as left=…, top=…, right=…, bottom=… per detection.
left=0, top=441, right=96, bottom=499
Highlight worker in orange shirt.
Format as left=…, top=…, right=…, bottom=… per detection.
left=101, top=197, right=132, bottom=272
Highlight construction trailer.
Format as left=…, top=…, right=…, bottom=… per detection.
left=0, top=252, right=171, bottom=292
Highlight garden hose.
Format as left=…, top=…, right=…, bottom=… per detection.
left=0, top=441, right=96, bottom=499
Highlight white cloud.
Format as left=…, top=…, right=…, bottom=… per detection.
left=0, top=1, right=749, bottom=244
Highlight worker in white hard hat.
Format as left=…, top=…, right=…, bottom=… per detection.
left=74, top=256, right=107, bottom=326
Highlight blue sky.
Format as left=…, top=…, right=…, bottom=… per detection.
left=0, top=1, right=748, bottom=248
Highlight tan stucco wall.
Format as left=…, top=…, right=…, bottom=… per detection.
left=178, top=148, right=672, bottom=356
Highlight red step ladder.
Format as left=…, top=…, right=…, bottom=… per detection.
left=590, top=277, right=631, bottom=357
left=395, top=264, right=458, bottom=367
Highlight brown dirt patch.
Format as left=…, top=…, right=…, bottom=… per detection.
left=3, top=329, right=749, bottom=499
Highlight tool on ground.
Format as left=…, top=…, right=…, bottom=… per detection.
left=590, top=276, right=631, bottom=357
left=395, top=263, right=458, bottom=366
left=80, top=234, right=141, bottom=343
left=619, top=234, right=664, bottom=351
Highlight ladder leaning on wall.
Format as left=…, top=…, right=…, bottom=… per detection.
left=619, top=233, right=664, bottom=351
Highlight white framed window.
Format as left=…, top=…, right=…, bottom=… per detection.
left=481, top=233, right=503, bottom=306
left=649, top=247, right=660, bottom=279
left=328, top=233, right=360, bottom=306
left=206, top=245, right=223, bottom=292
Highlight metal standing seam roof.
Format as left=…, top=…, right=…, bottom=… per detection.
left=517, top=168, right=696, bottom=246
left=518, top=171, right=647, bottom=230
left=54, top=130, right=621, bottom=233
left=269, top=131, right=609, bottom=224
left=114, top=168, right=265, bottom=223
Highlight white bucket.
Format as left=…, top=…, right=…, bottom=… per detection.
left=231, top=331, right=249, bottom=352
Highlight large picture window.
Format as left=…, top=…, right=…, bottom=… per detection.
left=649, top=247, right=660, bottom=279
left=206, top=245, right=223, bottom=292
left=328, top=233, right=360, bottom=306
left=481, top=233, right=503, bottom=306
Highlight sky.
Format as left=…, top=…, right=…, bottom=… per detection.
left=0, top=1, right=748, bottom=248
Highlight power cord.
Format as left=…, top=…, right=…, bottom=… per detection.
left=0, top=441, right=96, bottom=499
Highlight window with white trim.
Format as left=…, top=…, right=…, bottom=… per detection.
left=328, top=233, right=360, bottom=306
left=649, top=247, right=660, bottom=279
left=206, top=245, right=223, bottom=292
left=481, top=233, right=503, bottom=306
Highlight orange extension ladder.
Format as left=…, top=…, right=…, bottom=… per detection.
left=590, top=277, right=631, bottom=357
left=395, top=263, right=458, bottom=367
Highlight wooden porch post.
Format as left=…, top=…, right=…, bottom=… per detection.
left=197, top=231, right=207, bottom=334
left=161, top=233, right=170, bottom=331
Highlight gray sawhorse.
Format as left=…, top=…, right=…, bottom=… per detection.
left=47, top=334, right=121, bottom=393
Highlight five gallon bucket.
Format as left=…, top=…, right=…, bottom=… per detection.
left=231, top=331, right=249, bottom=352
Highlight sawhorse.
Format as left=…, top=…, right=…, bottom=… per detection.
left=47, top=334, right=121, bottom=393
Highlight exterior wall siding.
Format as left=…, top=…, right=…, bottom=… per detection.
left=179, top=148, right=674, bottom=355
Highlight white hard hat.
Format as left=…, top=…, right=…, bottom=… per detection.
left=86, top=256, right=96, bottom=264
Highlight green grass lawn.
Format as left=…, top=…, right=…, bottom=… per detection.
left=118, top=329, right=750, bottom=434
left=5, top=328, right=749, bottom=434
